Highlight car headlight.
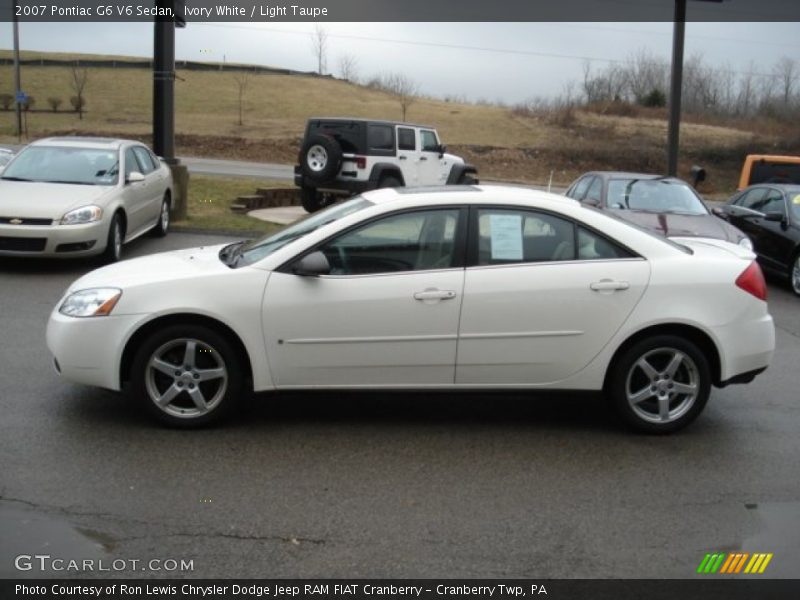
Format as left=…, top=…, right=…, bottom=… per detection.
left=59, top=288, right=122, bottom=317
left=738, top=237, right=754, bottom=251
left=60, top=205, right=103, bottom=225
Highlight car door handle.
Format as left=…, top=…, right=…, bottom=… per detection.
left=413, top=289, right=456, bottom=302
left=590, top=280, right=630, bottom=292
left=420, top=156, right=428, bottom=161
left=399, top=155, right=407, bottom=160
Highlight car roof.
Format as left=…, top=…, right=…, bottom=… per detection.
left=746, top=183, right=800, bottom=192
left=308, top=117, right=436, bottom=130
left=361, top=184, right=581, bottom=209
left=31, top=137, right=143, bottom=150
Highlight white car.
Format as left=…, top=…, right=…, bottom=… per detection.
left=47, top=186, right=775, bottom=433
left=0, top=137, right=173, bottom=261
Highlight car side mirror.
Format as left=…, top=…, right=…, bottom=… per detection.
left=126, top=171, right=145, bottom=184
left=583, top=197, right=600, bottom=207
left=764, top=211, right=786, bottom=223
left=690, top=165, right=706, bottom=188
left=292, top=251, right=331, bottom=276
left=437, top=144, right=447, bottom=157
left=710, top=206, right=724, bottom=216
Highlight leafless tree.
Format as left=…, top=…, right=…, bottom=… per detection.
left=233, top=71, right=250, bottom=126
left=338, top=53, right=359, bottom=83
left=773, top=56, right=798, bottom=107
left=310, top=25, right=329, bottom=75
left=70, top=65, right=89, bottom=120
left=381, top=73, right=420, bottom=120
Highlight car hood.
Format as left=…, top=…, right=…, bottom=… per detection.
left=608, top=209, right=742, bottom=242
left=67, top=244, right=233, bottom=293
left=0, top=180, right=116, bottom=219
left=443, top=152, right=464, bottom=164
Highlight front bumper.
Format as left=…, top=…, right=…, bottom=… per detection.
left=0, top=220, right=108, bottom=258
left=46, top=309, right=146, bottom=391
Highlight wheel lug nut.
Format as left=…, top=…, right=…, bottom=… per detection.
left=174, top=370, right=181, bottom=376
left=188, top=383, right=195, bottom=389
left=193, top=373, right=200, bottom=379
left=177, top=382, right=183, bottom=388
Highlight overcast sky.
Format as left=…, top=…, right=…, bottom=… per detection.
left=2, top=21, right=799, bottom=103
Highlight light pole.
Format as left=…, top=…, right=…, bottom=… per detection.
left=667, top=0, right=725, bottom=176
left=12, top=3, right=22, bottom=141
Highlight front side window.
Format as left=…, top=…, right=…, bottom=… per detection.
left=754, top=189, right=786, bottom=215
left=1, top=146, right=119, bottom=186
left=567, top=176, right=592, bottom=201
left=735, top=187, right=767, bottom=209
left=321, top=209, right=460, bottom=275
left=132, top=147, right=156, bottom=174
left=420, top=130, right=439, bottom=152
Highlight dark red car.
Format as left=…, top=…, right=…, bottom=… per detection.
left=565, top=171, right=751, bottom=249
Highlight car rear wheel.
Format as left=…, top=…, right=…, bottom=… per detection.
left=130, top=325, right=243, bottom=427
left=300, top=134, right=342, bottom=183
left=378, top=176, right=401, bottom=189
left=457, top=173, right=478, bottom=185
left=607, top=335, right=711, bottom=433
left=790, top=252, right=800, bottom=297
left=151, top=195, right=170, bottom=237
left=101, top=213, right=123, bottom=264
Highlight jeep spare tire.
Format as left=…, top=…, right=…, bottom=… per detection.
left=300, top=134, right=342, bottom=183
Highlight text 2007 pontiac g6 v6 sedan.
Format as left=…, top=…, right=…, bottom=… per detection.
left=47, top=186, right=775, bottom=433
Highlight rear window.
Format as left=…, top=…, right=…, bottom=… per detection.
left=307, top=120, right=364, bottom=154
left=749, top=161, right=800, bottom=186
left=367, top=124, right=395, bottom=154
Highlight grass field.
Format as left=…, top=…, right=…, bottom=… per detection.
left=176, top=175, right=284, bottom=234
left=2, top=50, right=799, bottom=192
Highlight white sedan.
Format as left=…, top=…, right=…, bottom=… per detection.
left=0, top=137, right=172, bottom=261
left=47, top=186, right=775, bottom=433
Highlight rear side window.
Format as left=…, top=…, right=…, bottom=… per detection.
left=397, top=128, right=416, bottom=151
left=585, top=177, right=603, bottom=204
left=367, top=124, right=395, bottom=154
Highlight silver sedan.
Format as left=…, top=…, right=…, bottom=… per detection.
left=0, top=137, right=173, bottom=262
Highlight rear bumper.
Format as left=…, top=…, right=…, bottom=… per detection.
left=294, top=166, right=375, bottom=196
left=714, top=313, right=775, bottom=384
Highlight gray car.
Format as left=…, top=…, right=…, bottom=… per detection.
left=0, top=137, right=173, bottom=262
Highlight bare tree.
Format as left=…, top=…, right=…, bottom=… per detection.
left=773, top=56, right=798, bottom=107
left=381, top=73, right=420, bottom=120
left=70, top=65, right=89, bottom=120
left=338, top=53, right=359, bottom=83
left=233, top=71, right=250, bottom=126
left=310, top=25, right=329, bottom=75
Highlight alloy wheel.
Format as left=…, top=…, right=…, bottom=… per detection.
left=625, top=347, right=699, bottom=424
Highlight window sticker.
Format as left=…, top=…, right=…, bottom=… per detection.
left=489, top=214, right=523, bottom=260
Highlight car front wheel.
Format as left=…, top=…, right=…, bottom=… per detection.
left=607, top=335, right=711, bottom=433
left=101, top=213, right=123, bottom=263
left=790, top=252, right=800, bottom=297
left=151, top=195, right=170, bottom=237
left=130, top=325, right=243, bottom=427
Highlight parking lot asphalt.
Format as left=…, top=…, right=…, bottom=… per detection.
left=1, top=231, right=799, bottom=579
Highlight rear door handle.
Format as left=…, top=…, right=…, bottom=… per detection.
left=413, top=289, right=456, bottom=302
left=590, top=279, right=630, bottom=292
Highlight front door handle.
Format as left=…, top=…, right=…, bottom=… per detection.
left=590, top=279, right=630, bottom=292
left=413, top=289, right=456, bottom=302
left=420, top=156, right=428, bottom=161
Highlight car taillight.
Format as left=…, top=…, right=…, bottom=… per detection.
left=735, top=261, right=767, bottom=301
left=355, top=156, right=366, bottom=169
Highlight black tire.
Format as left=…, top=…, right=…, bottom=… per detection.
left=378, top=176, right=402, bottom=189
left=606, top=335, right=711, bottom=434
left=789, top=251, right=800, bottom=297
left=300, top=187, right=324, bottom=213
left=130, top=324, right=244, bottom=428
left=150, top=194, right=170, bottom=237
left=101, top=213, right=124, bottom=264
left=457, top=173, right=478, bottom=185
left=299, top=134, right=342, bottom=183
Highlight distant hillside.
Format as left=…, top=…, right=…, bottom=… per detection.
left=1, top=50, right=797, bottom=191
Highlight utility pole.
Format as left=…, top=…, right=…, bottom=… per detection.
left=666, top=0, right=686, bottom=177
left=12, top=4, right=23, bottom=141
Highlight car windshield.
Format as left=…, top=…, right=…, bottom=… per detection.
left=0, top=146, right=119, bottom=186
left=231, top=197, right=374, bottom=267
left=788, top=188, right=800, bottom=220
left=607, top=178, right=708, bottom=215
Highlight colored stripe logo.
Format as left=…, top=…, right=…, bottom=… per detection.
left=697, top=552, right=773, bottom=574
